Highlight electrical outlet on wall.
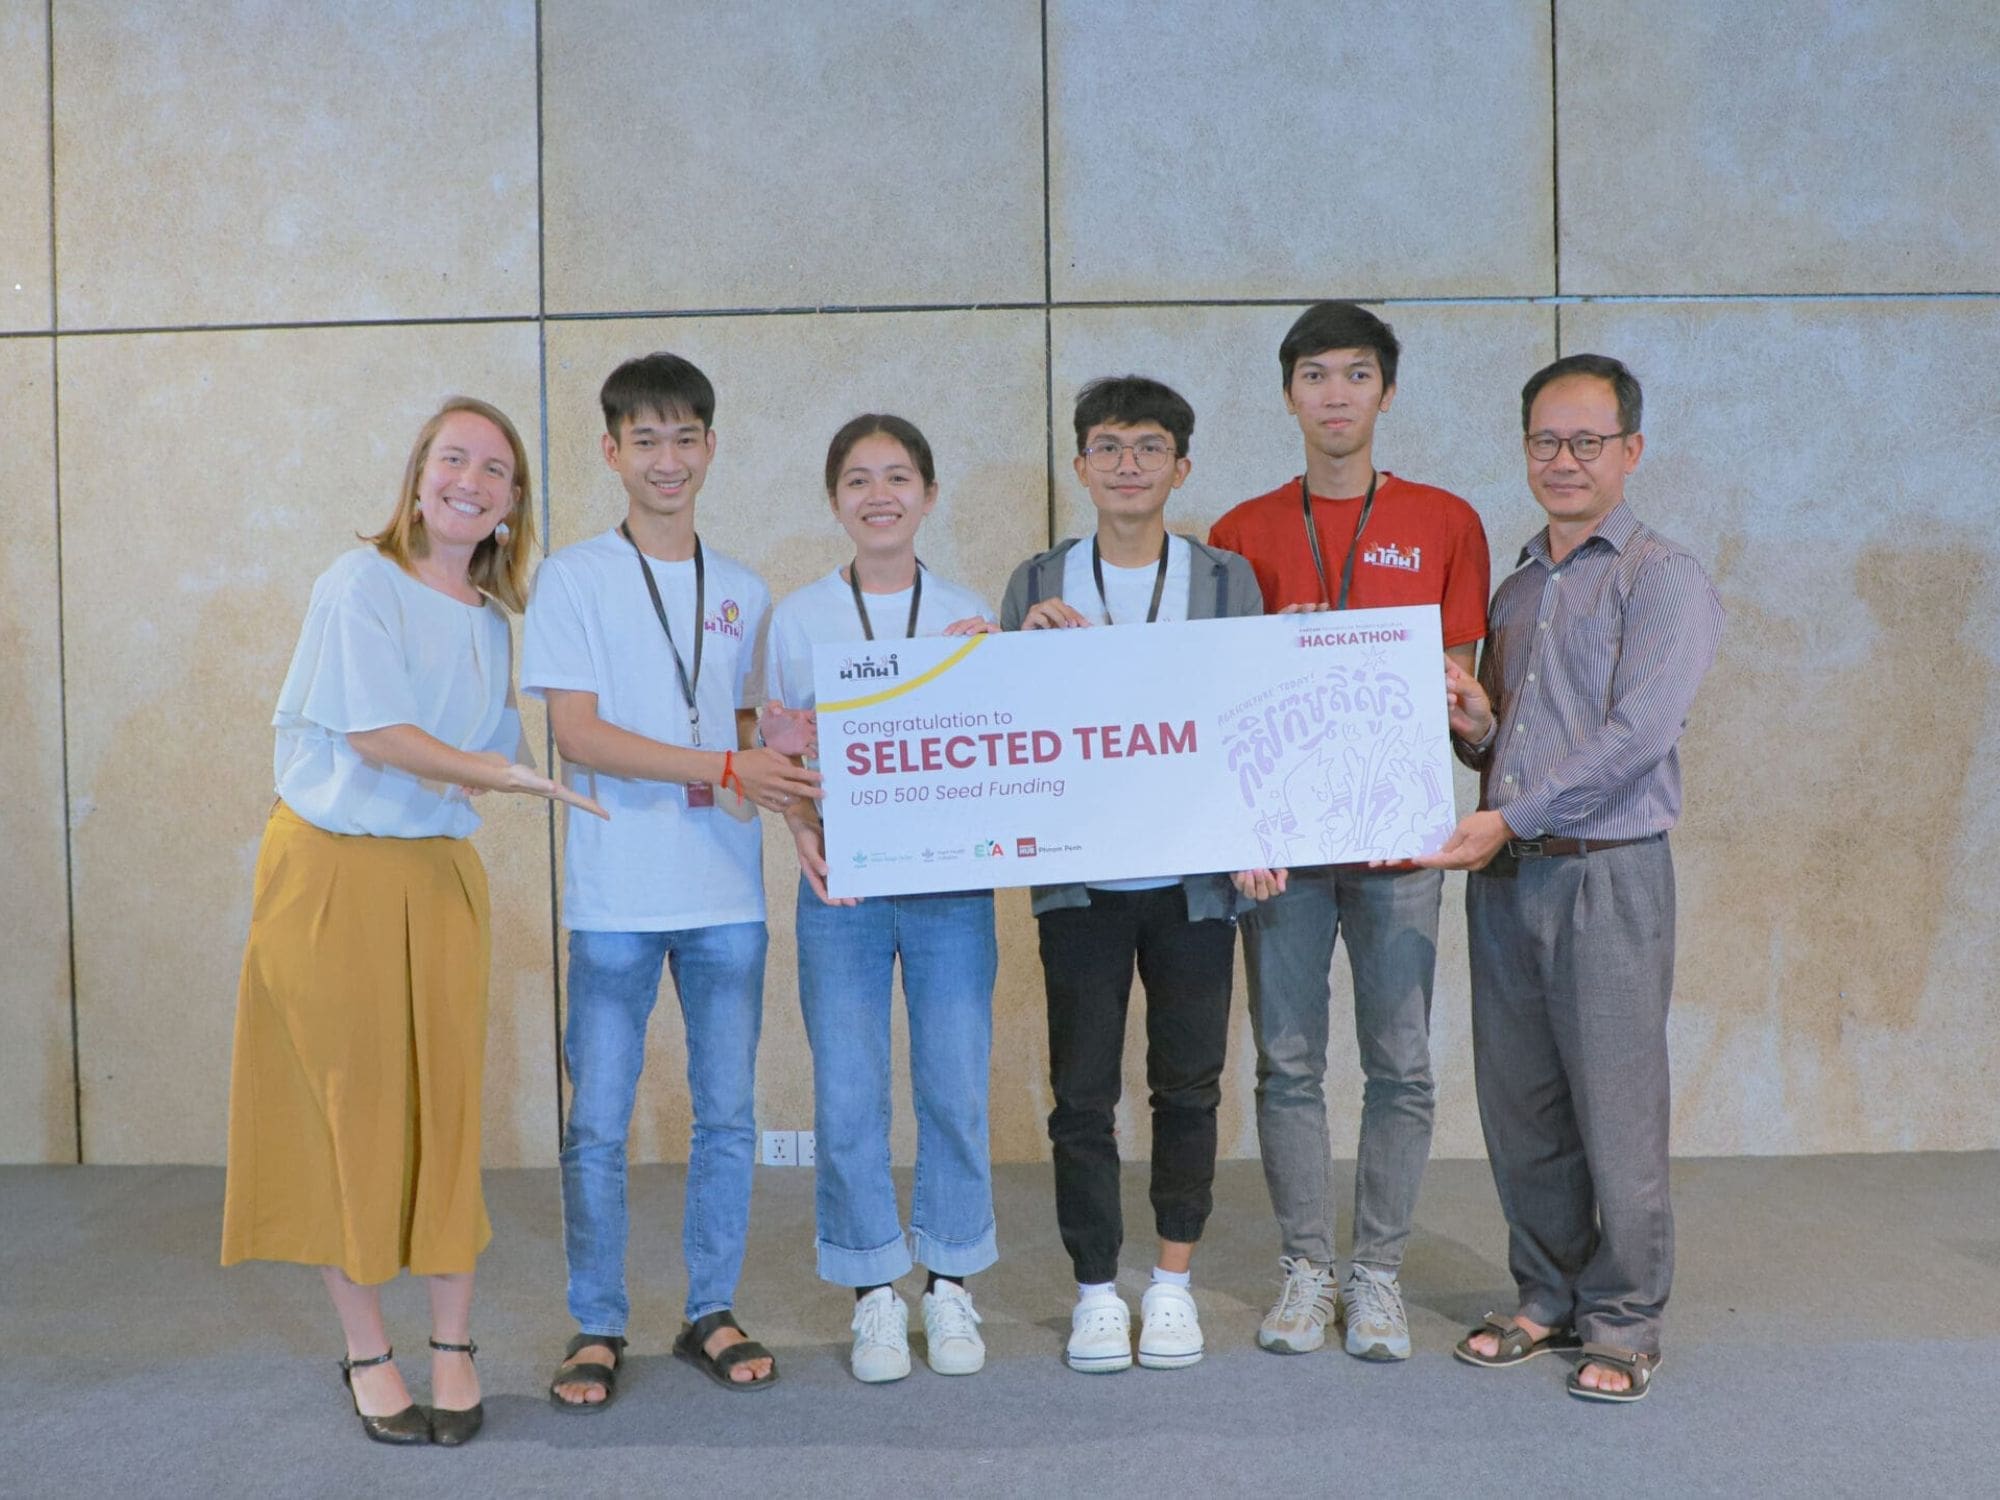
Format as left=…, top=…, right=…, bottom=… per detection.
left=796, top=1131, right=815, bottom=1166
left=760, top=1130, right=796, bottom=1167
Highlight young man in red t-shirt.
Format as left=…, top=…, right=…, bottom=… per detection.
left=1209, top=301, right=1489, bottom=1363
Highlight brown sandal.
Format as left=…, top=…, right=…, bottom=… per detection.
left=1567, top=1342, right=1660, bottom=1402
left=1452, top=1313, right=1580, bottom=1368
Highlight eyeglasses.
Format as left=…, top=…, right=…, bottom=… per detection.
left=1525, top=430, right=1627, bottom=463
left=1082, top=437, right=1175, bottom=472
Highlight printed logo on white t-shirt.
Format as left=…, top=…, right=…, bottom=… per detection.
left=707, top=599, right=746, bottom=638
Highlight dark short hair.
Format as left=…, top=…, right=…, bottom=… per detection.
left=824, top=413, right=936, bottom=495
left=1072, top=375, right=1195, bottom=458
left=600, top=352, right=716, bottom=438
left=1520, top=353, right=1643, bottom=435
left=1279, top=301, right=1400, bottom=390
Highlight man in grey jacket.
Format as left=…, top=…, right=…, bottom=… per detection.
left=1000, top=375, right=1262, bottom=1376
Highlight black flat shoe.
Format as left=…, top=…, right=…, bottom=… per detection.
left=339, top=1349, right=431, bottom=1446
left=427, top=1338, right=484, bottom=1447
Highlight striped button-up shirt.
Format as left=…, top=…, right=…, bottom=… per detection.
left=1460, top=503, right=1723, bottom=840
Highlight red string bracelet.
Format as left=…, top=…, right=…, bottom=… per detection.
left=721, top=750, right=746, bottom=798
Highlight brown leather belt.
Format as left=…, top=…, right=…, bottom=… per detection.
left=1503, top=834, right=1662, bottom=859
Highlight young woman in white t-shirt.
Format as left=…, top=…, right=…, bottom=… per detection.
left=221, top=398, right=603, bottom=1449
left=766, top=414, right=1000, bottom=1383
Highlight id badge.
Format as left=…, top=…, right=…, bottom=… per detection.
left=685, top=780, right=715, bottom=809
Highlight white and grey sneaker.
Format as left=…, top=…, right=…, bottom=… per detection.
left=921, top=1281, right=985, bottom=1376
left=1258, top=1255, right=1336, bottom=1354
left=1066, top=1291, right=1133, bottom=1373
left=850, top=1286, right=911, bottom=1383
left=1136, top=1282, right=1204, bottom=1370
left=1340, top=1263, right=1412, bottom=1361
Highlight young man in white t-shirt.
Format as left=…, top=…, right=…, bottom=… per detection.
left=999, top=376, right=1264, bottom=1374
left=522, top=353, right=821, bottom=1407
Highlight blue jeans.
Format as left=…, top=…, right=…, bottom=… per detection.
left=795, top=880, right=998, bottom=1286
left=561, top=923, right=767, bottom=1333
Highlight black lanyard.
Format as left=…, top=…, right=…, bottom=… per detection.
left=1091, top=534, right=1170, bottom=625
left=620, top=523, right=705, bottom=745
left=1299, top=470, right=1379, bottom=610
left=846, top=558, right=924, bottom=640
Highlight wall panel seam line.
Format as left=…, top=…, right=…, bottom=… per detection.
left=15, top=291, right=1996, bottom=348
left=534, top=0, right=564, bottom=1162
left=1549, top=0, right=1560, bottom=303
left=46, top=0, right=83, bottom=1164
left=1040, top=0, right=1055, bottom=547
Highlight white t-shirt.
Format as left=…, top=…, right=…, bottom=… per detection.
left=521, top=528, right=771, bottom=931
left=764, top=566, right=992, bottom=713
left=272, top=547, right=524, bottom=840
left=1060, top=535, right=1190, bottom=892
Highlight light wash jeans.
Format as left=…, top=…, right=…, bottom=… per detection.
left=795, top=879, right=998, bottom=1286
left=560, top=923, right=766, bottom=1333
left=1242, top=864, right=1441, bottom=1271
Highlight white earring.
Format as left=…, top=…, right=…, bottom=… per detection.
left=494, top=520, right=512, bottom=544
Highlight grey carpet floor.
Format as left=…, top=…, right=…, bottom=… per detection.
left=2, top=1155, right=1995, bottom=1498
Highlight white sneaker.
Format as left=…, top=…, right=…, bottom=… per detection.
left=1137, top=1281, right=1204, bottom=1370
left=849, top=1287, right=911, bottom=1383
left=1066, top=1292, right=1133, bottom=1373
left=921, top=1281, right=985, bottom=1376
left=1340, top=1263, right=1412, bottom=1361
left=1258, top=1255, right=1336, bottom=1354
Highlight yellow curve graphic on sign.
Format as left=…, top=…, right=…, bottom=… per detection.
left=816, top=635, right=988, bottom=713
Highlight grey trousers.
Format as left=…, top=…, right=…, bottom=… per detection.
left=1243, top=864, right=1442, bottom=1270
left=1466, top=836, right=1676, bottom=1355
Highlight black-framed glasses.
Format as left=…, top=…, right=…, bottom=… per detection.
left=1525, top=430, right=1627, bottom=462
left=1082, top=437, right=1175, bottom=472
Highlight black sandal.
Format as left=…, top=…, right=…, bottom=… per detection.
left=338, top=1348, right=430, bottom=1446
left=672, top=1309, right=779, bottom=1392
left=427, top=1338, right=484, bottom=1446
left=548, top=1332, right=627, bottom=1413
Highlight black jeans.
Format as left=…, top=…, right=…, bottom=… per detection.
left=1037, top=886, right=1237, bottom=1285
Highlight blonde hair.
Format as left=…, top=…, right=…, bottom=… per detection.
left=364, top=396, right=536, bottom=613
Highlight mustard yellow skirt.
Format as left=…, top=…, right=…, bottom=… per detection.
left=221, top=802, right=492, bottom=1283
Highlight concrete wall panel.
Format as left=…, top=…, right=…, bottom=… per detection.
left=542, top=0, right=1045, bottom=314
left=1050, top=0, right=1554, bottom=301
left=53, top=0, right=538, bottom=328
left=0, top=339, right=73, bottom=1161
left=0, top=4, right=51, bottom=331
left=1559, top=0, right=2000, bottom=294
left=59, top=323, right=556, bottom=1164
left=1565, top=298, right=2000, bottom=1151
left=542, top=310, right=1050, bottom=1163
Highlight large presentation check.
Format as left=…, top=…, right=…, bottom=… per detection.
left=813, top=606, right=1456, bottom=899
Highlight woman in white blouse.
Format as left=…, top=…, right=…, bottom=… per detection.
left=221, top=397, right=602, bottom=1448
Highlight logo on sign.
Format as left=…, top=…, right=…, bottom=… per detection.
left=839, top=652, right=901, bottom=682
left=974, top=839, right=1006, bottom=859
left=1015, top=837, right=1037, bottom=857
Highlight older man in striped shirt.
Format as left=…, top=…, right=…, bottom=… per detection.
left=1419, top=353, right=1723, bottom=1404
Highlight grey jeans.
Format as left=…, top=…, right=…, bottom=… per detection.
left=1467, top=837, right=1676, bottom=1355
left=1242, top=864, right=1442, bottom=1270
